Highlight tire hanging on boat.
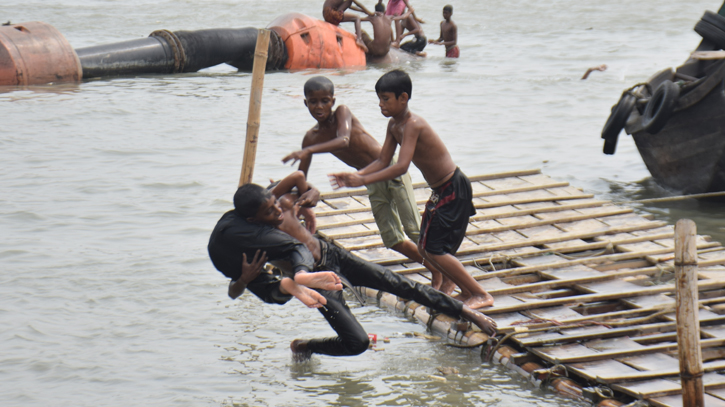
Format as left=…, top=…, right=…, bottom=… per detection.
left=694, top=13, right=725, bottom=50
left=601, top=92, right=635, bottom=155
left=701, top=11, right=725, bottom=33
left=642, top=80, right=680, bottom=134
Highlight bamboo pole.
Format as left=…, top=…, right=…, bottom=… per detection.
left=238, top=29, right=270, bottom=187
left=674, top=219, right=704, bottom=407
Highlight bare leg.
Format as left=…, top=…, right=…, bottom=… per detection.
left=392, top=240, right=456, bottom=294
left=294, top=271, right=342, bottom=291
left=460, top=306, right=497, bottom=336
left=343, top=13, right=368, bottom=52
left=423, top=251, right=494, bottom=309
left=394, top=20, right=403, bottom=42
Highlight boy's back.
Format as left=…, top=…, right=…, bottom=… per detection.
left=361, top=13, right=394, bottom=57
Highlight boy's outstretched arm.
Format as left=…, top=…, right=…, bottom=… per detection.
left=330, top=123, right=417, bottom=188
left=430, top=22, right=445, bottom=44
left=282, top=106, right=355, bottom=174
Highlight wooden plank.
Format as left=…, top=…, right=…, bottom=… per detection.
left=483, top=279, right=725, bottom=315
left=471, top=200, right=611, bottom=222
left=628, top=373, right=725, bottom=400
left=567, top=359, right=642, bottom=382
left=596, top=360, right=725, bottom=383
left=517, top=321, right=677, bottom=347
left=486, top=266, right=666, bottom=297
left=458, top=221, right=669, bottom=257
left=476, top=243, right=721, bottom=283
left=474, top=193, right=594, bottom=209
left=650, top=393, right=725, bottom=407
left=538, top=338, right=725, bottom=364
left=466, top=207, right=630, bottom=236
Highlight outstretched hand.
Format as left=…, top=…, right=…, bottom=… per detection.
left=282, top=150, right=309, bottom=166
left=328, top=172, right=364, bottom=189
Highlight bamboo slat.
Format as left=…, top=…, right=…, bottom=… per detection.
left=313, top=169, right=725, bottom=407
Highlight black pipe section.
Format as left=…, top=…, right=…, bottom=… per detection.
left=75, top=28, right=287, bottom=79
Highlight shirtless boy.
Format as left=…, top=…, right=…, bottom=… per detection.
left=359, top=3, right=411, bottom=58
left=323, top=0, right=368, bottom=52
left=429, top=5, right=459, bottom=58
left=393, top=8, right=426, bottom=57
left=379, top=0, right=417, bottom=44
left=282, top=76, right=454, bottom=294
left=329, top=70, right=494, bottom=309
left=260, top=172, right=497, bottom=358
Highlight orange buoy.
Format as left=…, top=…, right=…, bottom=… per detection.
left=0, top=21, right=81, bottom=86
left=267, top=13, right=365, bottom=70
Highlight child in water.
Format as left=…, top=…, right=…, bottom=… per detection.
left=429, top=5, right=459, bottom=58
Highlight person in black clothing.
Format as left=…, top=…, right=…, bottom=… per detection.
left=208, top=173, right=496, bottom=361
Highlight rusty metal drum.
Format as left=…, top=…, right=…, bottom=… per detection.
left=0, top=21, right=81, bottom=86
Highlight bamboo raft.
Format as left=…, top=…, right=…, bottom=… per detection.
left=313, top=169, right=725, bottom=407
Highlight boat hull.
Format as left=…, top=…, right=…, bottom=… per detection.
left=628, top=85, right=725, bottom=194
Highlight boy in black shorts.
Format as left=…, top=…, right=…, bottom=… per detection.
left=329, top=70, right=494, bottom=309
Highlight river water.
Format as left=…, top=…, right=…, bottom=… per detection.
left=2, top=1, right=725, bottom=406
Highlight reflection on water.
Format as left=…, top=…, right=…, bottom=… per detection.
left=604, top=177, right=725, bottom=243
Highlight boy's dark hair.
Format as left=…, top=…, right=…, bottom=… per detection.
left=234, top=183, right=271, bottom=218
left=375, top=3, right=385, bottom=12
left=304, top=76, right=334, bottom=97
left=443, top=5, right=453, bottom=13
left=375, top=69, right=412, bottom=99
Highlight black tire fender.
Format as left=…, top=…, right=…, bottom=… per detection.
left=694, top=19, right=725, bottom=49
left=642, top=80, right=680, bottom=134
left=601, top=93, right=635, bottom=155
left=701, top=10, right=725, bottom=32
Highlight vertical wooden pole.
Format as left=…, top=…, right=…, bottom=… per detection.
left=238, top=29, right=270, bottom=187
left=675, top=219, right=704, bottom=407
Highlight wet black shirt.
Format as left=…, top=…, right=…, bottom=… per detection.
left=208, top=210, right=315, bottom=304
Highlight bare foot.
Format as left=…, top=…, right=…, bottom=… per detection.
left=463, top=293, right=494, bottom=310
left=356, top=38, right=368, bottom=53
left=291, top=339, right=311, bottom=362
left=280, top=278, right=327, bottom=308
left=460, top=306, right=497, bottom=336
left=416, top=51, right=427, bottom=57
left=295, top=271, right=342, bottom=291
left=439, top=278, right=457, bottom=296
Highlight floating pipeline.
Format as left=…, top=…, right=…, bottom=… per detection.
left=0, top=13, right=381, bottom=86
left=0, top=21, right=82, bottom=86
left=75, top=28, right=288, bottom=78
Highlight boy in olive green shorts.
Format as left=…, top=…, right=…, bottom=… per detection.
left=283, top=76, right=454, bottom=293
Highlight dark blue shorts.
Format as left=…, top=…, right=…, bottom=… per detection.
left=420, top=168, right=476, bottom=255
